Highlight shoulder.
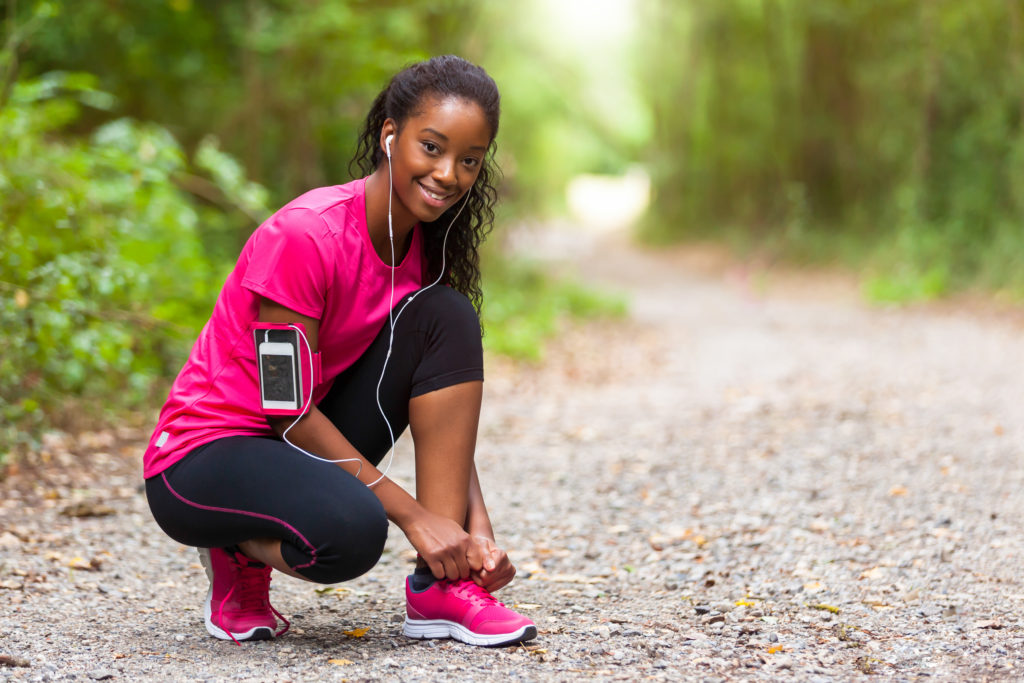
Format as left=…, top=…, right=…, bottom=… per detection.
left=277, top=178, right=367, bottom=233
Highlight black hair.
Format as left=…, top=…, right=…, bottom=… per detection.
left=349, top=55, right=501, bottom=314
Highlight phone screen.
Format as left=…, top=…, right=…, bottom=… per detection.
left=261, top=352, right=297, bottom=403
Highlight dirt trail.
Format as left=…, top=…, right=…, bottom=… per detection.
left=2, top=232, right=1023, bottom=681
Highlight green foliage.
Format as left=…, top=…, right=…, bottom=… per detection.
left=0, top=74, right=266, bottom=460
left=2, top=0, right=643, bottom=464
left=639, top=0, right=1024, bottom=302
left=481, top=259, right=627, bottom=361
left=13, top=0, right=479, bottom=207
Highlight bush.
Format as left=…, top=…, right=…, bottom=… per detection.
left=0, top=73, right=265, bottom=462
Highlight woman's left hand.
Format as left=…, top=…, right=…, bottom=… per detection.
left=468, top=535, right=516, bottom=592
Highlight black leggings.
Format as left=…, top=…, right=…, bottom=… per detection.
left=145, top=286, right=483, bottom=584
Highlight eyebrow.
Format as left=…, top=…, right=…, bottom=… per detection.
left=421, top=127, right=488, bottom=152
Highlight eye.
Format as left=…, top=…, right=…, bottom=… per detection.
left=422, top=141, right=440, bottom=154
left=462, top=157, right=481, bottom=168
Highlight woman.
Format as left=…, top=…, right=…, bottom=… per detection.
left=143, top=55, right=536, bottom=648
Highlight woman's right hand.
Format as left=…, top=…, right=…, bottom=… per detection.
left=401, top=509, right=486, bottom=581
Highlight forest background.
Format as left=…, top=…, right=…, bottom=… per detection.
left=2, top=0, right=1022, bottom=464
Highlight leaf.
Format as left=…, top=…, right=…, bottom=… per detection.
left=0, top=654, right=32, bottom=668
left=60, top=502, right=116, bottom=518
left=515, top=603, right=542, bottom=610
left=889, top=485, right=909, bottom=497
left=767, top=645, right=784, bottom=654
left=328, top=659, right=354, bottom=665
left=859, top=566, right=884, bottom=580
left=807, top=603, right=840, bottom=614
left=735, top=600, right=758, bottom=607
left=342, top=627, right=369, bottom=638
left=974, top=620, right=1004, bottom=629
left=67, top=557, right=95, bottom=571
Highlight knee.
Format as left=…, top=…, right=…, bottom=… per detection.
left=402, top=285, right=481, bottom=341
left=302, top=492, right=389, bottom=584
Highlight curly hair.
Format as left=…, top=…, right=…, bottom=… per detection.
left=349, top=55, right=501, bottom=314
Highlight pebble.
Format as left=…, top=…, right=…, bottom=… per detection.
left=4, top=241, right=1024, bottom=682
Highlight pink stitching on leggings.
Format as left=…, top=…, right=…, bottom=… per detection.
left=160, top=472, right=318, bottom=570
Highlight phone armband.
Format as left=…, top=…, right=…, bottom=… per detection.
left=251, top=321, right=320, bottom=416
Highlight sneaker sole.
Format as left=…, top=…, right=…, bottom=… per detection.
left=197, top=547, right=275, bottom=643
left=403, top=618, right=537, bottom=647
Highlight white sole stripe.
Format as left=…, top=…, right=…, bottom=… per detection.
left=403, top=617, right=536, bottom=647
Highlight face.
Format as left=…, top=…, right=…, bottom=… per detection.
left=382, top=95, right=492, bottom=224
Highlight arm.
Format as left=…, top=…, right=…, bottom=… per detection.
left=466, top=463, right=493, bottom=538
left=258, top=298, right=484, bottom=580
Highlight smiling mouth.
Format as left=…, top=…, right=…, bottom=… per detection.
left=419, top=182, right=455, bottom=204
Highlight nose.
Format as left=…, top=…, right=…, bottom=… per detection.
left=432, top=157, right=457, bottom=188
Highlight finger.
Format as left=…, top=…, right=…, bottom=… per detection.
left=442, top=556, right=461, bottom=581
left=466, top=542, right=486, bottom=573
left=455, top=552, right=471, bottom=580
left=476, top=538, right=498, bottom=571
left=428, top=557, right=446, bottom=580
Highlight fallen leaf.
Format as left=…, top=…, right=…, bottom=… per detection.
left=859, top=566, right=884, bottom=580
left=328, top=658, right=354, bottom=665
left=767, top=645, right=784, bottom=654
left=680, top=630, right=709, bottom=640
left=889, top=485, right=908, bottom=497
left=342, top=627, right=370, bottom=638
left=807, top=603, right=840, bottom=614
left=515, top=603, right=542, bottom=610
left=61, top=502, right=116, bottom=518
left=735, top=600, right=758, bottom=607
left=974, top=620, right=1004, bottom=629
left=802, top=581, right=825, bottom=594
left=67, top=557, right=96, bottom=571
left=0, top=654, right=31, bottom=668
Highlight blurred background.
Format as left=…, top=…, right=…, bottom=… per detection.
left=2, top=0, right=1023, bottom=461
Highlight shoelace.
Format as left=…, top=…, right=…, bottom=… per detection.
left=449, top=580, right=504, bottom=609
left=216, top=561, right=291, bottom=646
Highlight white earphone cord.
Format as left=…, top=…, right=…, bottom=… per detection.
left=280, top=136, right=472, bottom=489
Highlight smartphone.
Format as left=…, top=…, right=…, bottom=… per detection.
left=258, top=341, right=300, bottom=412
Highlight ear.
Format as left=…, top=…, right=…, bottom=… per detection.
left=379, top=119, right=397, bottom=157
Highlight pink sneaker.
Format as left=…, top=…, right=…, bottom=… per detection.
left=197, top=547, right=289, bottom=645
left=403, top=575, right=537, bottom=647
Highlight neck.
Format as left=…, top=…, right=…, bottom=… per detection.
left=365, top=167, right=416, bottom=265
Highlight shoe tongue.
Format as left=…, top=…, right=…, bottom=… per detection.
left=233, top=551, right=266, bottom=569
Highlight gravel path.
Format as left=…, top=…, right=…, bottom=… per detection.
left=3, top=232, right=1024, bottom=681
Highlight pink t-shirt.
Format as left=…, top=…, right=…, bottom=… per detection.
left=142, top=178, right=424, bottom=478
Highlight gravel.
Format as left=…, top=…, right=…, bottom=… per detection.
left=3, top=233, right=1023, bottom=681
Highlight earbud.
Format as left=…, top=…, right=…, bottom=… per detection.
left=385, top=134, right=394, bottom=158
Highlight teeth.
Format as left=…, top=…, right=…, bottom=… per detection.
left=422, top=185, right=447, bottom=201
